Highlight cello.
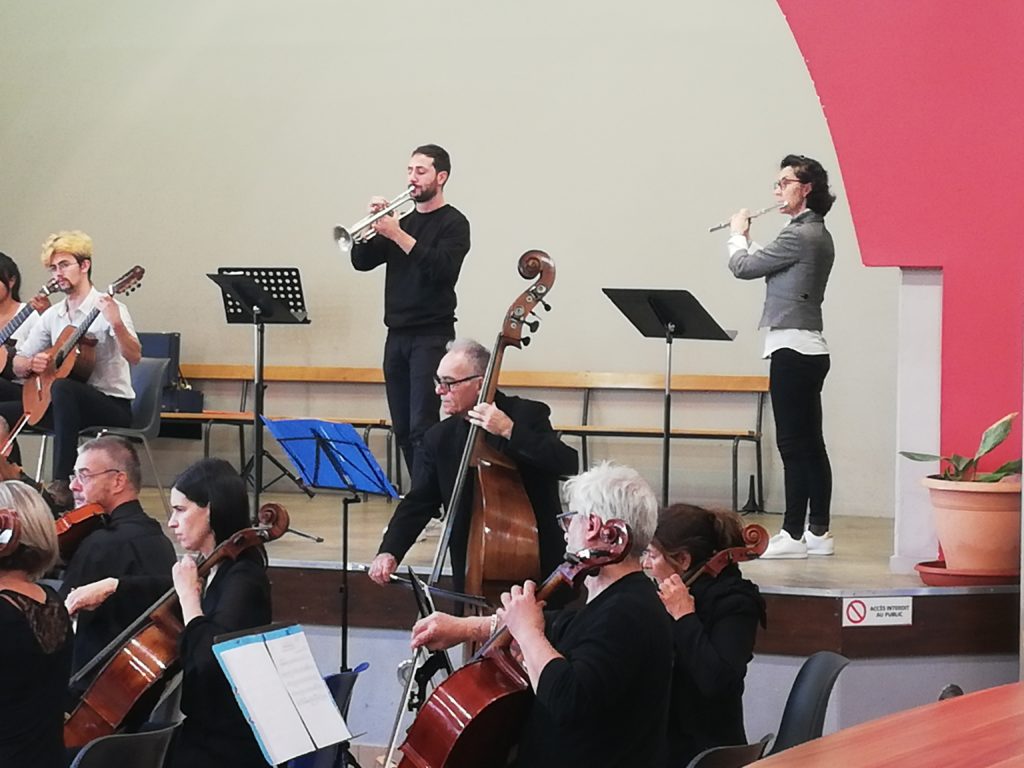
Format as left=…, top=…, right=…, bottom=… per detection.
left=396, top=521, right=770, bottom=767
left=428, top=250, right=556, bottom=603
left=399, top=517, right=632, bottom=768
left=63, top=502, right=289, bottom=748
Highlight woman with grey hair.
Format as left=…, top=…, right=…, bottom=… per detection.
left=0, top=481, right=73, bottom=768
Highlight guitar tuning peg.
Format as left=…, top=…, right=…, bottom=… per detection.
left=525, top=319, right=540, bottom=333
left=540, top=300, right=552, bottom=311
left=521, top=336, right=531, bottom=347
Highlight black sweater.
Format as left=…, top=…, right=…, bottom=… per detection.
left=666, top=564, right=766, bottom=766
left=350, top=204, right=470, bottom=335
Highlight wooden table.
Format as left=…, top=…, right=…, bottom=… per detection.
left=756, top=681, right=1024, bottom=767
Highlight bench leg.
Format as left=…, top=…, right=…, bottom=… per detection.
left=732, top=438, right=740, bottom=512
left=755, top=436, right=765, bottom=512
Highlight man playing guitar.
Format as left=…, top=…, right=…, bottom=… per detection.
left=0, top=230, right=141, bottom=482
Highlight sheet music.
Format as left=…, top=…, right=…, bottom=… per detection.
left=213, top=625, right=350, bottom=765
left=214, top=635, right=314, bottom=764
left=266, top=629, right=352, bottom=746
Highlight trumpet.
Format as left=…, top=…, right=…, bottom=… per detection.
left=708, top=203, right=783, bottom=233
left=334, top=186, right=416, bottom=252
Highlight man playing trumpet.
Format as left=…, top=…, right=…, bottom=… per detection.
left=350, top=144, right=471, bottom=478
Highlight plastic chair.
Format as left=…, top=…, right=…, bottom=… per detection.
left=146, top=670, right=185, bottom=726
left=685, top=734, right=773, bottom=768
left=767, top=650, right=850, bottom=755
left=78, top=356, right=171, bottom=516
left=69, top=722, right=178, bottom=768
left=288, top=662, right=369, bottom=768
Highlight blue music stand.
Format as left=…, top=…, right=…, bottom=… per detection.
left=263, top=417, right=397, bottom=671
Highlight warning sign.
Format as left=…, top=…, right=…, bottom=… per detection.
left=842, top=597, right=913, bottom=627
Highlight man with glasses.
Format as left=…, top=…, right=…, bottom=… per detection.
left=0, top=230, right=141, bottom=483
left=59, top=436, right=175, bottom=678
left=368, top=338, right=577, bottom=594
left=351, top=144, right=471, bottom=480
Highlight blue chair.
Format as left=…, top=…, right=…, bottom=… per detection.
left=289, top=663, right=369, bottom=768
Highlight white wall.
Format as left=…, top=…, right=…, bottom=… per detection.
left=0, top=1, right=899, bottom=516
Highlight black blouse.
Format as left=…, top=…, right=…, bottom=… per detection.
left=0, top=585, right=73, bottom=768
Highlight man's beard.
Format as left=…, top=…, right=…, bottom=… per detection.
left=412, top=183, right=438, bottom=203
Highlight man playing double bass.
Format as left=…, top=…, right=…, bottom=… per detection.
left=0, top=230, right=141, bottom=482
left=409, top=462, right=674, bottom=768
left=368, top=338, right=577, bottom=594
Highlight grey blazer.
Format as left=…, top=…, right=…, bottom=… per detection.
left=728, top=211, right=834, bottom=331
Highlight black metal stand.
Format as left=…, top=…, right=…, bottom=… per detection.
left=208, top=268, right=310, bottom=512
left=603, top=288, right=734, bottom=506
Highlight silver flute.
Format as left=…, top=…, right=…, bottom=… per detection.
left=708, top=203, right=783, bottom=233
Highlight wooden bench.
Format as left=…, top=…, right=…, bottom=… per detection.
left=171, top=365, right=768, bottom=509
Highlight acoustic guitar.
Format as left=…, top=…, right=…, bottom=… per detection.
left=22, top=266, right=145, bottom=425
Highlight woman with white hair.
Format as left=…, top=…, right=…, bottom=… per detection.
left=0, top=481, right=73, bottom=768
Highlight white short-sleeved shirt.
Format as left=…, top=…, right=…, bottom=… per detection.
left=1, top=303, right=43, bottom=384
left=16, top=287, right=136, bottom=399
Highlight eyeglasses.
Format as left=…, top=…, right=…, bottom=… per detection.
left=69, top=468, right=122, bottom=484
left=48, top=259, right=80, bottom=274
left=432, top=374, right=482, bottom=393
left=773, top=177, right=804, bottom=191
left=556, top=509, right=583, bottom=532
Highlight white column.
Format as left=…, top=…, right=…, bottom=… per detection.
left=890, top=268, right=942, bottom=573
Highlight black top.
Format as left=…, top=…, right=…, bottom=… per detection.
left=169, top=556, right=272, bottom=768
left=378, top=391, right=578, bottom=589
left=514, top=571, right=674, bottom=768
left=667, top=564, right=766, bottom=766
left=350, top=204, right=470, bottom=335
left=59, top=499, right=177, bottom=674
left=0, top=585, right=73, bottom=768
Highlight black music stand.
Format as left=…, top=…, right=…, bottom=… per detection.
left=262, top=417, right=398, bottom=673
left=208, top=268, right=310, bottom=512
left=603, top=288, right=735, bottom=506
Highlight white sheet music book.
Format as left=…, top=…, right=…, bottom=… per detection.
left=213, top=624, right=352, bottom=766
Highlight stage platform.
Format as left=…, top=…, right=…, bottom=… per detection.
left=139, top=489, right=1019, bottom=659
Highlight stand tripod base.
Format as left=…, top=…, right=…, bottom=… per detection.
left=243, top=449, right=314, bottom=497
left=740, top=474, right=761, bottom=514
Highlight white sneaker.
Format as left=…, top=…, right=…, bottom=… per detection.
left=805, top=530, right=835, bottom=556
left=760, top=530, right=808, bottom=560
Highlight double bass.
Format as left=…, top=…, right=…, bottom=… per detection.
left=63, top=502, right=290, bottom=748
left=428, top=250, right=556, bottom=602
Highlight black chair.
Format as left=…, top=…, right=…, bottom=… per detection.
left=767, top=650, right=850, bottom=755
left=69, top=722, right=178, bottom=768
left=685, top=733, right=773, bottom=768
left=145, top=670, right=184, bottom=726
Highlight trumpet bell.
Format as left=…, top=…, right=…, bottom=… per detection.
left=334, top=225, right=355, bottom=253
left=333, top=186, right=415, bottom=254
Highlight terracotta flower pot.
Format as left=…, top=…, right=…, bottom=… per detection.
left=923, top=476, right=1022, bottom=573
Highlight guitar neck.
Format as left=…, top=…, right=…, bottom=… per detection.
left=0, top=303, right=34, bottom=346
left=57, top=307, right=101, bottom=363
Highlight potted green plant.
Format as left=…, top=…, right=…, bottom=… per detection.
left=901, top=412, right=1022, bottom=572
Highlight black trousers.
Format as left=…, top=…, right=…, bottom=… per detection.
left=769, top=348, right=832, bottom=539
left=0, top=379, right=132, bottom=482
left=383, top=332, right=450, bottom=477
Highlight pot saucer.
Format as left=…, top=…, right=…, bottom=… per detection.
left=914, top=560, right=1020, bottom=587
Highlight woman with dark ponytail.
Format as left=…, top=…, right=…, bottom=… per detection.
left=642, top=503, right=766, bottom=766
